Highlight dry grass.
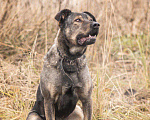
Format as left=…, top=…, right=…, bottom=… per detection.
left=0, top=0, right=150, bottom=119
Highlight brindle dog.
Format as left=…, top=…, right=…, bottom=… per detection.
left=27, top=9, right=100, bottom=120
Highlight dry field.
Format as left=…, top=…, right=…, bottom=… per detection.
left=0, top=0, right=150, bottom=119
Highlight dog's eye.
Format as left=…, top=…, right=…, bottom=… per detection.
left=89, top=19, right=93, bottom=21
left=75, top=18, right=82, bottom=22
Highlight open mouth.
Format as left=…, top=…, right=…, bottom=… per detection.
left=77, top=34, right=97, bottom=46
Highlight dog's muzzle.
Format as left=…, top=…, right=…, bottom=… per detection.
left=77, top=22, right=100, bottom=46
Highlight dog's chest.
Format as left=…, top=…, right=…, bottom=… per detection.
left=58, top=58, right=82, bottom=93
left=55, top=59, right=80, bottom=118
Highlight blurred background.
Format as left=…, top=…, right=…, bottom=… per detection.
left=0, top=0, right=150, bottom=119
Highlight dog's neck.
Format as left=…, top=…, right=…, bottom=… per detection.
left=55, top=29, right=87, bottom=60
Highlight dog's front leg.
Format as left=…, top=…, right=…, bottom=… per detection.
left=44, top=99, right=55, bottom=120
left=81, top=97, right=92, bottom=120
left=77, top=62, right=93, bottom=120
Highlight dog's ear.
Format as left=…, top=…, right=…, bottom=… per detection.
left=55, top=9, right=72, bottom=27
left=83, top=12, right=96, bottom=22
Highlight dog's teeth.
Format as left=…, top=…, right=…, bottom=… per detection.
left=94, top=35, right=96, bottom=37
left=89, top=35, right=91, bottom=38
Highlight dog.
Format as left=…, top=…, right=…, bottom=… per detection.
left=27, top=9, right=100, bottom=120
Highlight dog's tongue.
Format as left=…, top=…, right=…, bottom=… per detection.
left=78, top=35, right=96, bottom=45
left=78, top=38, right=87, bottom=45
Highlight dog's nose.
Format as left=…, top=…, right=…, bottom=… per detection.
left=92, top=22, right=100, bottom=29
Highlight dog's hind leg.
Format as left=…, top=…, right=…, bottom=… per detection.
left=26, top=112, right=43, bottom=120
left=64, top=105, right=84, bottom=120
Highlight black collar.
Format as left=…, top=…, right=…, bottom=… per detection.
left=57, top=47, right=78, bottom=73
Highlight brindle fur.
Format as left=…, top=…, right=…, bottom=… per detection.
left=27, top=9, right=99, bottom=120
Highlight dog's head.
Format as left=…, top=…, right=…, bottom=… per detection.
left=55, top=9, right=100, bottom=46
